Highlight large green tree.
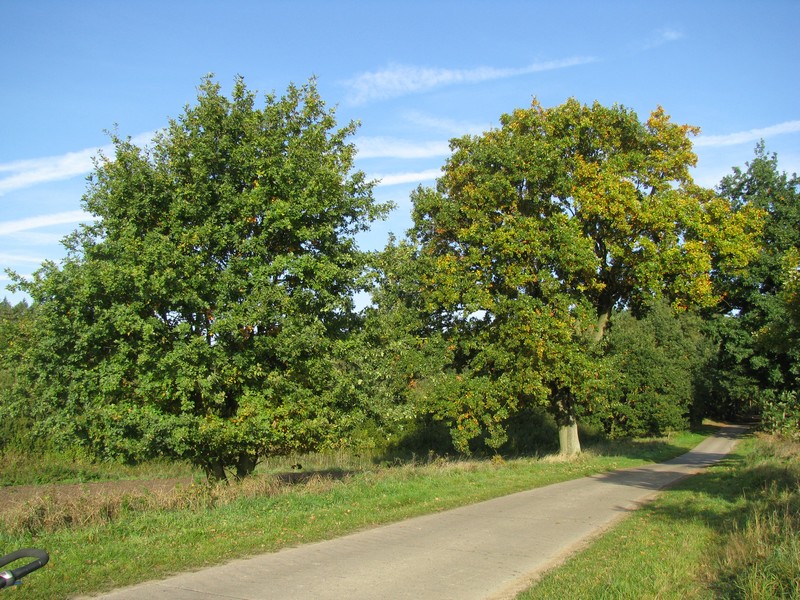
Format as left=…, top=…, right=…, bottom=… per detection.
left=11, top=77, right=388, bottom=479
left=406, top=98, right=760, bottom=454
left=706, top=143, right=800, bottom=421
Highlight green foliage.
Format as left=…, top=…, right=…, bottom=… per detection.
left=701, top=314, right=762, bottom=420
left=759, top=390, right=800, bottom=439
left=708, top=143, right=800, bottom=415
left=602, top=301, right=713, bottom=437
left=7, top=77, right=388, bottom=480
left=0, top=298, right=33, bottom=452
left=399, top=97, right=759, bottom=453
left=343, top=241, right=439, bottom=446
left=781, top=249, right=800, bottom=331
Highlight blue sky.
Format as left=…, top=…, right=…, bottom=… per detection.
left=2, top=1, right=798, bottom=304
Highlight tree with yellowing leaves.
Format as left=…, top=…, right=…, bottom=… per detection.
left=407, top=98, right=761, bottom=454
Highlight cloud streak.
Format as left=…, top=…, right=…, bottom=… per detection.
left=403, top=111, right=491, bottom=136
left=345, top=57, right=597, bottom=104
left=695, top=120, right=800, bottom=147
left=0, top=132, right=155, bottom=195
left=0, top=148, right=99, bottom=195
left=369, top=169, right=441, bottom=187
left=642, top=28, right=684, bottom=50
left=356, top=137, right=450, bottom=159
left=0, top=211, right=93, bottom=236
left=0, top=253, right=45, bottom=264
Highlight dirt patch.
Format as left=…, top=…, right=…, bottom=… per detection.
left=0, top=478, right=192, bottom=515
left=0, top=469, right=354, bottom=516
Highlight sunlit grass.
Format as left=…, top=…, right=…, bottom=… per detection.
left=517, top=433, right=800, bottom=600
left=0, top=429, right=707, bottom=599
left=0, top=448, right=197, bottom=486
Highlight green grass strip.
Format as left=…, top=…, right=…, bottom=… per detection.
left=518, top=433, right=800, bottom=599
left=1, top=430, right=707, bottom=599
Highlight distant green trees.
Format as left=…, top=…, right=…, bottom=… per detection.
left=0, top=298, right=32, bottom=451
left=704, top=142, right=800, bottom=435
left=602, top=300, right=712, bottom=437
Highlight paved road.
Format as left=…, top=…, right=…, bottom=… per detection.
left=85, top=425, right=746, bottom=600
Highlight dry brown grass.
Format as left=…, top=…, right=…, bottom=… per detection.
left=0, top=471, right=343, bottom=536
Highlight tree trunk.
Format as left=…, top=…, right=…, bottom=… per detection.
left=593, top=301, right=613, bottom=344
left=204, top=460, right=228, bottom=483
left=235, top=453, right=257, bottom=480
left=551, top=300, right=612, bottom=456
left=555, top=392, right=582, bottom=455
left=557, top=415, right=582, bottom=455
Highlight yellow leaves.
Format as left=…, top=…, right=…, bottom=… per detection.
left=456, top=410, right=478, bottom=433
left=646, top=106, right=670, bottom=130
left=685, top=188, right=764, bottom=279
left=646, top=106, right=700, bottom=140
left=420, top=97, right=761, bottom=336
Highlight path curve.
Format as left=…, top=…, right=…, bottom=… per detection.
left=85, top=424, right=747, bottom=600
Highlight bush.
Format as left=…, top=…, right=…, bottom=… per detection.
left=603, top=301, right=712, bottom=437
left=760, top=390, right=800, bottom=439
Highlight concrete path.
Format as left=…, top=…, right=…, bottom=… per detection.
left=86, top=425, right=746, bottom=600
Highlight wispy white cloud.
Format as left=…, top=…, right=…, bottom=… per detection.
left=695, top=120, right=800, bottom=147
left=0, top=272, right=32, bottom=283
left=356, top=137, right=450, bottom=159
left=369, top=169, right=442, bottom=187
left=0, top=131, right=156, bottom=195
left=0, top=253, right=45, bottom=264
left=344, top=57, right=597, bottom=105
left=642, top=28, right=684, bottom=50
left=0, top=148, right=99, bottom=195
left=403, top=111, right=490, bottom=136
left=0, top=211, right=93, bottom=236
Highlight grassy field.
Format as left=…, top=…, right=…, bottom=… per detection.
left=0, top=447, right=198, bottom=487
left=0, top=430, right=709, bottom=599
left=518, top=432, right=800, bottom=599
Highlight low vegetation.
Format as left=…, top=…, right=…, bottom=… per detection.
left=518, top=432, right=800, bottom=599
left=0, top=448, right=196, bottom=487
left=0, top=430, right=707, bottom=599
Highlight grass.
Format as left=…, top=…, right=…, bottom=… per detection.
left=0, top=448, right=197, bottom=486
left=0, top=429, right=708, bottom=599
left=517, top=432, right=800, bottom=599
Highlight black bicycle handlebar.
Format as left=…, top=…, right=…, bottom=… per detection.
left=0, top=548, right=49, bottom=589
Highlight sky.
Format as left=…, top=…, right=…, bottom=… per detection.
left=1, top=1, right=799, bottom=304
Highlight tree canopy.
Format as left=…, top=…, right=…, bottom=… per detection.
left=4, top=88, right=785, bottom=471
left=706, top=142, right=800, bottom=420
left=10, top=76, right=388, bottom=479
left=403, top=98, right=761, bottom=454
